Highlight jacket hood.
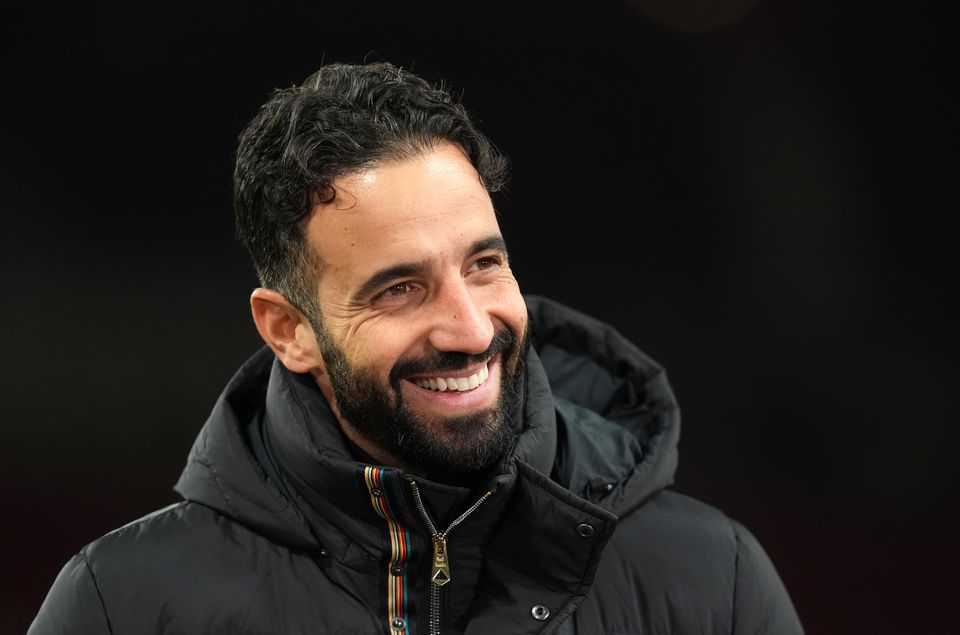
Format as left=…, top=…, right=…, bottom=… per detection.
left=174, top=295, right=680, bottom=550
left=174, top=346, right=320, bottom=551
left=526, top=295, right=680, bottom=516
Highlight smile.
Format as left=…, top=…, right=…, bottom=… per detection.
left=411, top=362, right=490, bottom=392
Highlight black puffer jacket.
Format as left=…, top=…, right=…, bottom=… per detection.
left=30, top=295, right=803, bottom=634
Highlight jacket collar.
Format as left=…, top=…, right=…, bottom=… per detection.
left=258, top=345, right=558, bottom=567
left=176, top=341, right=559, bottom=562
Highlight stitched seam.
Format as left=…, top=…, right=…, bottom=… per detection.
left=195, top=455, right=239, bottom=516
left=518, top=460, right=599, bottom=516
left=79, top=550, right=116, bottom=635
left=278, top=367, right=317, bottom=447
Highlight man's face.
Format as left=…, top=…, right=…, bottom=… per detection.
left=302, top=142, right=529, bottom=482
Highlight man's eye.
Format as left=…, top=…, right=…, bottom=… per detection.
left=373, top=281, right=421, bottom=305
left=473, top=255, right=503, bottom=271
left=384, top=282, right=414, bottom=297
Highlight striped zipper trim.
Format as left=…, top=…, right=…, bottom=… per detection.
left=364, top=466, right=411, bottom=633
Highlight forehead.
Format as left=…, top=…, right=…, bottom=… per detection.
left=304, top=143, right=502, bottom=288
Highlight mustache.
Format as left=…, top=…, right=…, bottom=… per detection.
left=390, top=328, right=517, bottom=385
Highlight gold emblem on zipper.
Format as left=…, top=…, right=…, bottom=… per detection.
left=431, top=535, right=451, bottom=586
left=411, top=481, right=496, bottom=589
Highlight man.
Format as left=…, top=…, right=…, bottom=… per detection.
left=30, top=62, right=803, bottom=634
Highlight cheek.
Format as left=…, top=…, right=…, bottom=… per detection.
left=489, top=280, right=527, bottom=331
left=348, top=322, right=418, bottom=378
left=330, top=310, right=395, bottom=360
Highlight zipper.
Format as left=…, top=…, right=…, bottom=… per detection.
left=409, top=481, right=496, bottom=635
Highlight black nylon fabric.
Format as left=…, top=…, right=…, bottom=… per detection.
left=29, top=295, right=803, bottom=635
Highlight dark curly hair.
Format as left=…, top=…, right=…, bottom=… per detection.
left=233, top=62, right=509, bottom=320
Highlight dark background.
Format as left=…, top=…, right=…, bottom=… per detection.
left=2, top=0, right=956, bottom=633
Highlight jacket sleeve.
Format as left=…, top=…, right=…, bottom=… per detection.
left=731, top=521, right=804, bottom=635
left=28, top=551, right=113, bottom=635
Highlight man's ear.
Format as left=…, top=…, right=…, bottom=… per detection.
left=250, top=288, right=323, bottom=374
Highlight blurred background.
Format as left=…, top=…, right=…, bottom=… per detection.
left=1, top=0, right=955, bottom=632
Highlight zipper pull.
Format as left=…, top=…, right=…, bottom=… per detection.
left=431, top=534, right=451, bottom=586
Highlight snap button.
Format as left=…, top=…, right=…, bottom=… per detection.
left=391, top=565, right=404, bottom=576
left=531, top=604, right=550, bottom=621
left=391, top=616, right=406, bottom=630
left=371, top=488, right=383, bottom=497
left=576, top=523, right=595, bottom=538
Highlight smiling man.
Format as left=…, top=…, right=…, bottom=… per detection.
left=257, top=143, right=530, bottom=485
left=30, top=62, right=803, bottom=634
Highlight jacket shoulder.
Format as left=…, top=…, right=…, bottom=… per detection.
left=29, top=502, right=214, bottom=635
left=79, top=501, right=253, bottom=574
left=29, top=550, right=112, bottom=635
left=82, top=500, right=296, bottom=594
left=582, top=490, right=804, bottom=634
left=31, top=501, right=313, bottom=635
left=86, top=500, right=230, bottom=556
left=607, top=489, right=743, bottom=581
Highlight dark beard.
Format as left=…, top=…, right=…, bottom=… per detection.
left=316, top=324, right=530, bottom=485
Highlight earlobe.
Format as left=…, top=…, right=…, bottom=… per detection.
left=249, top=288, right=322, bottom=373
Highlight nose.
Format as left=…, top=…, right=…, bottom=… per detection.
left=426, top=278, right=495, bottom=355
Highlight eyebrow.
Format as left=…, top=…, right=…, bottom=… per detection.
left=350, top=233, right=509, bottom=304
left=470, top=234, right=509, bottom=259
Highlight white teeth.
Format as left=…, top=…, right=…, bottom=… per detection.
left=415, top=362, right=491, bottom=392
